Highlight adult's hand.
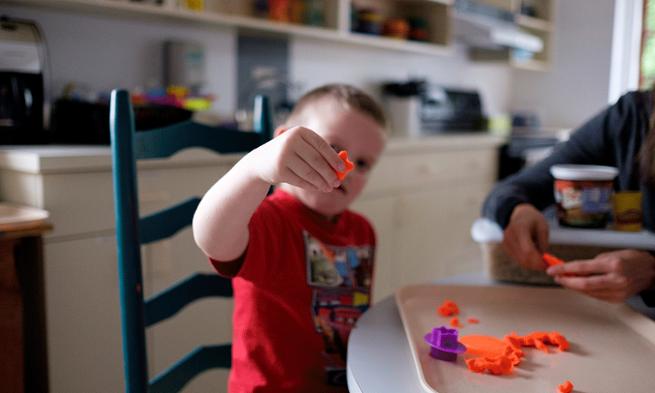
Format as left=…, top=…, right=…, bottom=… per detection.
left=546, top=249, right=655, bottom=303
left=502, top=203, right=550, bottom=270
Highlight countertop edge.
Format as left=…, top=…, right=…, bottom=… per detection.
left=0, top=134, right=506, bottom=174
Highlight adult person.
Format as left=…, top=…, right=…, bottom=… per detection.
left=483, top=90, right=655, bottom=305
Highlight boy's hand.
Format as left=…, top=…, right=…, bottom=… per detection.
left=247, top=126, right=345, bottom=192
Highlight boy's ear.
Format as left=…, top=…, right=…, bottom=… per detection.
left=273, top=126, right=289, bottom=138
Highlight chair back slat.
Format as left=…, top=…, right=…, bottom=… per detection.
left=110, top=90, right=149, bottom=392
left=148, top=345, right=232, bottom=393
left=111, top=89, right=269, bottom=392
left=144, top=273, right=232, bottom=327
left=139, top=197, right=200, bottom=245
left=134, top=122, right=265, bottom=160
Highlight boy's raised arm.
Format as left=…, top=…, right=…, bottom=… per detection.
left=192, top=127, right=344, bottom=262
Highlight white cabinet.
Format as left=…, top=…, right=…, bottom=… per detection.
left=0, top=147, right=239, bottom=393
left=354, top=135, right=500, bottom=300
left=0, top=134, right=501, bottom=392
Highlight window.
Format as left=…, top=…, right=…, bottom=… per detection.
left=641, top=0, right=655, bottom=88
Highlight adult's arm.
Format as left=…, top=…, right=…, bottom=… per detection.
left=482, top=92, right=640, bottom=227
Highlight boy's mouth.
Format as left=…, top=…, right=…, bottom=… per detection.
left=336, top=184, right=347, bottom=194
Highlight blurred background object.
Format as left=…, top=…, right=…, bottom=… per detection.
left=0, top=16, right=47, bottom=144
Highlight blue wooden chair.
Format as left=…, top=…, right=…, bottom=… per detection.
left=110, top=89, right=272, bottom=393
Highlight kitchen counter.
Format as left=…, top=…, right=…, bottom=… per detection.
left=0, top=133, right=505, bottom=174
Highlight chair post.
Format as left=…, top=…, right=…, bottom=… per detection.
left=253, top=95, right=273, bottom=142
left=110, top=89, right=149, bottom=393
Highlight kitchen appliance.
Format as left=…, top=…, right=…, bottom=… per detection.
left=420, top=84, right=486, bottom=132
left=382, top=80, right=486, bottom=135
left=0, top=16, right=47, bottom=144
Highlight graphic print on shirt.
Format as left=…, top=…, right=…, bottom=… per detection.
left=304, top=231, right=374, bottom=386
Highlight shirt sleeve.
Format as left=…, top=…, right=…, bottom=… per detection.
left=482, top=92, right=637, bottom=228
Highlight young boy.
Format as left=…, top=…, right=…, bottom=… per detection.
left=193, top=84, right=387, bottom=392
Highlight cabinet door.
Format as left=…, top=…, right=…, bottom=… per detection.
left=393, top=182, right=489, bottom=287
left=351, top=195, right=398, bottom=302
left=44, top=235, right=125, bottom=393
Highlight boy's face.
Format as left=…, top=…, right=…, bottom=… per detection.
left=280, top=98, right=386, bottom=217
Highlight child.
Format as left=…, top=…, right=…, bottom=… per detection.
left=192, top=84, right=387, bottom=392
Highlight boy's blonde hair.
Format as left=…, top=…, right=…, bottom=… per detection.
left=287, top=84, right=387, bottom=129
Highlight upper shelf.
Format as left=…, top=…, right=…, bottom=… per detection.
left=516, top=14, right=552, bottom=32
left=9, top=0, right=453, bottom=57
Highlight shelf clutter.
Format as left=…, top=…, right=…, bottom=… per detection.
left=464, top=0, right=555, bottom=70
left=10, top=0, right=555, bottom=69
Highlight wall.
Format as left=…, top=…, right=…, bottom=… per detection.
left=2, top=4, right=513, bottom=120
left=290, top=39, right=513, bottom=116
left=509, top=0, right=617, bottom=129
left=3, top=5, right=238, bottom=117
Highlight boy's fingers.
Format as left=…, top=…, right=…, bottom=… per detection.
left=287, top=153, right=332, bottom=191
left=284, top=167, right=324, bottom=192
left=300, top=129, right=345, bottom=172
left=297, top=139, right=340, bottom=188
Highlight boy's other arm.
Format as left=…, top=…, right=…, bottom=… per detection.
left=192, top=127, right=345, bottom=262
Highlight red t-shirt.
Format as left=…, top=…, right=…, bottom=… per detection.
left=211, top=189, right=376, bottom=393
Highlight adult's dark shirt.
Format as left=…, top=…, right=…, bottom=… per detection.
left=483, top=90, right=654, bottom=233
left=482, top=90, right=655, bottom=306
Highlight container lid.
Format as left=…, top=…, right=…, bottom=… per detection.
left=550, top=164, right=618, bottom=181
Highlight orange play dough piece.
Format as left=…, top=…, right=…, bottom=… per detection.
left=336, top=150, right=355, bottom=181
left=450, top=317, right=463, bottom=328
left=504, top=331, right=570, bottom=352
left=557, top=380, right=574, bottom=393
left=543, top=252, right=565, bottom=267
left=461, top=335, right=523, bottom=363
left=461, top=331, right=570, bottom=376
left=467, top=317, right=479, bottom=324
left=548, top=332, right=570, bottom=351
left=437, top=300, right=459, bottom=316
left=465, top=355, right=514, bottom=375
left=461, top=335, right=508, bottom=358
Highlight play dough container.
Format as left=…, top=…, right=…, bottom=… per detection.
left=550, top=164, right=618, bottom=228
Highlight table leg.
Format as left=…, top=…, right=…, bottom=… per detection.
left=0, top=238, right=23, bottom=393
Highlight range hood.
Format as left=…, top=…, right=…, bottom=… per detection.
left=453, top=10, right=543, bottom=53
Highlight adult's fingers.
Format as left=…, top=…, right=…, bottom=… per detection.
left=535, top=219, right=549, bottom=253
left=300, top=129, right=345, bottom=172
left=581, top=289, right=627, bottom=303
left=517, top=229, right=546, bottom=270
left=547, top=258, right=614, bottom=276
left=563, top=286, right=626, bottom=303
left=554, top=273, right=622, bottom=292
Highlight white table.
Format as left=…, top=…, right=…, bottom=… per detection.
left=346, top=273, right=655, bottom=393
